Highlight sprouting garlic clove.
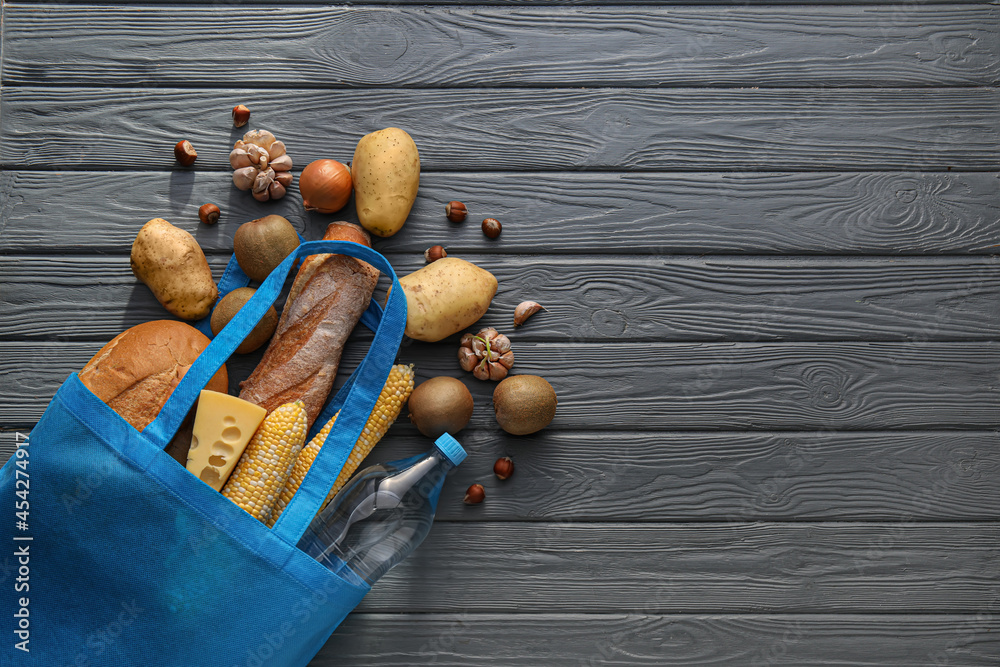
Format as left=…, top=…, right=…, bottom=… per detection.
left=268, top=180, right=287, bottom=200
left=230, top=149, right=251, bottom=169
left=514, top=301, right=545, bottom=327
left=252, top=168, right=275, bottom=194
left=480, top=327, right=499, bottom=340
left=267, top=141, right=286, bottom=159
left=269, top=154, right=292, bottom=172
left=460, top=333, right=476, bottom=348
left=274, top=171, right=293, bottom=187
left=458, top=347, right=478, bottom=372
left=473, top=363, right=490, bottom=381
left=242, top=129, right=276, bottom=150
left=232, top=166, right=257, bottom=191
left=471, top=337, right=486, bottom=356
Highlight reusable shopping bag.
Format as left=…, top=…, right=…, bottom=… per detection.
left=0, top=240, right=407, bottom=666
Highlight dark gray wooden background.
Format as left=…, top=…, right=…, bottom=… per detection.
left=2, top=1, right=999, bottom=665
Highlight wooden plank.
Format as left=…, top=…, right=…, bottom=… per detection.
left=319, top=613, right=1000, bottom=666
left=361, top=430, right=1000, bottom=522
left=3, top=254, right=998, bottom=342
left=9, top=0, right=995, bottom=7
left=4, top=171, right=1000, bottom=255
left=348, top=522, right=1000, bottom=612
left=2, top=341, right=997, bottom=430
left=3, top=88, right=998, bottom=171
left=2, top=426, right=994, bottom=521
left=4, top=6, right=997, bottom=87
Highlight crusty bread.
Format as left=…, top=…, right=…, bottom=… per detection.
left=239, top=222, right=379, bottom=427
left=79, top=320, right=228, bottom=432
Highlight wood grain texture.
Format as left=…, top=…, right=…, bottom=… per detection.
left=3, top=171, right=999, bottom=255
left=4, top=6, right=997, bottom=87
left=319, top=613, right=1000, bottom=666
left=2, top=341, right=998, bottom=430
left=349, top=522, right=1000, bottom=612
left=357, top=430, right=1000, bottom=522
left=3, top=88, right=998, bottom=170
left=4, top=254, right=999, bottom=342
left=10, top=0, right=997, bottom=6
left=1, top=427, right=994, bottom=522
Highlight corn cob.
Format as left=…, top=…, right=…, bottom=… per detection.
left=222, top=400, right=307, bottom=524
left=268, top=364, right=414, bottom=526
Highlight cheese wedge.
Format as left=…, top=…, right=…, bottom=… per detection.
left=187, top=390, right=266, bottom=491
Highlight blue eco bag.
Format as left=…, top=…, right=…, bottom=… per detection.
left=0, top=240, right=406, bottom=666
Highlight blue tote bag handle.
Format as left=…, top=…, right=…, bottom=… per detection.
left=144, top=240, right=407, bottom=545
left=191, top=233, right=385, bottom=338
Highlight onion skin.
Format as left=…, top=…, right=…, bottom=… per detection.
left=300, top=159, right=353, bottom=214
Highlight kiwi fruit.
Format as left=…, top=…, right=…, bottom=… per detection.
left=493, top=375, right=557, bottom=435
left=233, top=215, right=300, bottom=282
left=408, top=376, right=474, bottom=439
left=210, top=287, right=278, bottom=354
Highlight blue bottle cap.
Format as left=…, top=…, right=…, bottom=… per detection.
left=434, top=433, right=466, bottom=467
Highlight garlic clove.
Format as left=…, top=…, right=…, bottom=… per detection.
left=473, top=363, right=490, bottom=381
left=233, top=140, right=246, bottom=151
left=274, top=171, right=293, bottom=187
left=229, top=149, right=251, bottom=169
left=268, top=141, right=286, bottom=159
left=253, top=168, right=275, bottom=194
left=243, top=129, right=276, bottom=150
left=268, top=180, right=287, bottom=199
left=493, top=334, right=511, bottom=354
left=488, top=363, right=509, bottom=381
left=252, top=189, right=270, bottom=202
left=458, top=347, right=478, bottom=372
left=269, top=154, right=292, bottom=172
left=460, top=333, right=476, bottom=348
left=232, top=166, right=257, bottom=191
left=480, top=327, right=499, bottom=340
left=498, top=351, right=515, bottom=369
left=247, top=144, right=269, bottom=170
left=471, top=338, right=486, bottom=356
left=514, top=301, right=545, bottom=327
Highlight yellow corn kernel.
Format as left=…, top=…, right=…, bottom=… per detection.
left=222, top=400, right=307, bottom=524
left=268, top=364, right=414, bottom=526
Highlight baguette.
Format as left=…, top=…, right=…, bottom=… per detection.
left=239, top=222, right=379, bottom=427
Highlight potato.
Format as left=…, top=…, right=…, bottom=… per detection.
left=130, top=217, right=217, bottom=320
left=397, top=257, right=497, bottom=342
left=352, top=127, right=419, bottom=237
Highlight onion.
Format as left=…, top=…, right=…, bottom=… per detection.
left=299, top=159, right=352, bottom=214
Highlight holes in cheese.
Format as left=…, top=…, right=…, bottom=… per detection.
left=186, top=390, right=267, bottom=492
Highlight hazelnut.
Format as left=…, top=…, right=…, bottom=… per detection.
left=493, top=456, right=514, bottom=480
left=424, top=245, right=447, bottom=263
left=482, top=217, right=502, bottom=239
left=232, top=104, right=251, bottom=128
left=446, top=201, right=468, bottom=222
left=464, top=483, right=485, bottom=505
left=198, top=203, right=221, bottom=225
left=174, top=140, right=197, bottom=166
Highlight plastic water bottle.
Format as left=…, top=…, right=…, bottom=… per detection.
left=297, top=433, right=467, bottom=585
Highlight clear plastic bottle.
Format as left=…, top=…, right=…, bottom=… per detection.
left=297, top=433, right=467, bottom=585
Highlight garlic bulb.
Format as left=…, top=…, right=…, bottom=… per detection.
left=458, top=328, right=514, bottom=381
left=230, top=130, right=292, bottom=201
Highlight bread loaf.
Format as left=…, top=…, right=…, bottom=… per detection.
left=79, top=320, right=229, bottom=432
left=239, top=222, right=379, bottom=427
